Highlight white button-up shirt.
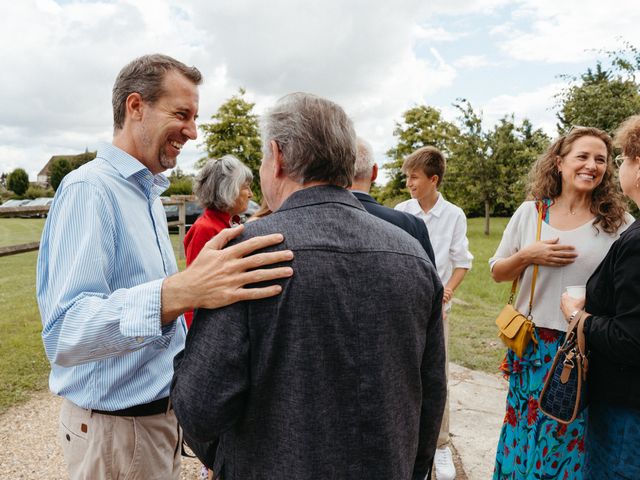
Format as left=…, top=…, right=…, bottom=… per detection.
left=395, top=194, right=473, bottom=287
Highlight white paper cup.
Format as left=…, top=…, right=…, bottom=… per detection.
left=565, top=285, right=586, bottom=300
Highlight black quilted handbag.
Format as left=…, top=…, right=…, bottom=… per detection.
left=539, top=311, right=589, bottom=424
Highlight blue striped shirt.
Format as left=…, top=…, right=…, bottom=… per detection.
left=37, top=143, right=187, bottom=410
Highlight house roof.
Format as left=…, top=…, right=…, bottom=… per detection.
left=38, top=151, right=97, bottom=177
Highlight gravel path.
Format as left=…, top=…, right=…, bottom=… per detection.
left=1, top=390, right=467, bottom=480
left=0, top=390, right=201, bottom=480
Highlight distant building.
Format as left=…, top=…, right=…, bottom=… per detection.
left=37, top=150, right=96, bottom=187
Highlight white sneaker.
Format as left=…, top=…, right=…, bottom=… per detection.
left=434, top=446, right=456, bottom=480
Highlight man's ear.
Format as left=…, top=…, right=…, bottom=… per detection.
left=430, top=174, right=440, bottom=186
left=370, top=164, right=379, bottom=183
left=125, top=92, right=144, bottom=121
left=271, top=140, right=285, bottom=177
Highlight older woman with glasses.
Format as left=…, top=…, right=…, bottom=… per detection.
left=183, top=155, right=253, bottom=328
left=490, top=126, right=633, bottom=479
left=561, top=116, right=640, bottom=479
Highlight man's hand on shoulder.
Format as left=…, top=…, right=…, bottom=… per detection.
left=161, top=225, right=294, bottom=324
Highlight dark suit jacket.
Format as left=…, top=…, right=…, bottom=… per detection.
left=585, top=218, right=640, bottom=409
left=171, top=185, right=446, bottom=480
left=352, top=191, right=435, bottom=264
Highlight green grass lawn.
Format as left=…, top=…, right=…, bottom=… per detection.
left=0, top=219, right=49, bottom=413
left=449, top=217, right=511, bottom=373
left=0, top=216, right=511, bottom=413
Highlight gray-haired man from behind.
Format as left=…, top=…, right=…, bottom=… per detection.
left=172, top=92, right=447, bottom=480
left=350, top=137, right=435, bottom=265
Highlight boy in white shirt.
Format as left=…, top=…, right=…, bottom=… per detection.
left=395, top=146, right=473, bottom=480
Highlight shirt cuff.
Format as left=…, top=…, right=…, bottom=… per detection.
left=119, top=279, right=164, bottom=337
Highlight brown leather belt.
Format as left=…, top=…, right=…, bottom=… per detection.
left=92, top=397, right=170, bottom=417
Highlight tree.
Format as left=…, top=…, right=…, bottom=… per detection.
left=198, top=88, right=263, bottom=200
left=7, top=168, right=29, bottom=196
left=50, top=158, right=73, bottom=191
left=380, top=105, right=459, bottom=205
left=0, top=172, right=7, bottom=190
left=556, top=62, right=640, bottom=134
left=164, top=167, right=194, bottom=196
left=444, top=101, right=549, bottom=234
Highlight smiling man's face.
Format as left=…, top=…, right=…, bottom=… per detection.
left=137, top=70, right=199, bottom=174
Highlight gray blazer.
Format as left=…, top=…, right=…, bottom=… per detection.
left=172, top=185, right=446, bottom=480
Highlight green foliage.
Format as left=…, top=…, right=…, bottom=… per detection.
left=48, top=150, right=96, bottom=191
left=7, top=168, right=29, bottom=196
left=49, top=158, right=73, bottom=191
left=381, top=105, right=459, bottom=203
left=556, top=58, right=640, bottom=134
left=384, top=102, right=549, bottom=232
left=164, top=178, right=193, bottom=196
left=445, top=102, right=549, bottom=232
left=24, top=185, right=54, bottom=199
left=163, top=167, right=194, bottom=196
left=198, top=88, right=263, bottom=201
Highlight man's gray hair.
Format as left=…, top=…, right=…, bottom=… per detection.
left=195, top=155, right=253, bottom=212
left=354, top=137, right=375, bottom=180
left=260, top=92, right=356, bottom=187
left=112, top=54, right=202, bottom=131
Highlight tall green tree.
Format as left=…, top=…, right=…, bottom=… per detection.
left=50, top=158, right=73, bottom=191
left=380, top=105, right=459, bottom=205
left=7, top=168, right=29, bottom=196
left=444, top=101, right=549, bottom=234
left=556, top=62, right=640, bottom=134
left=198, top=88, right=263, bottom=200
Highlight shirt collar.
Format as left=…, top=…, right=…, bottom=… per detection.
left=204, top=208, right=233, bottom=227
left=403, top=193, right=444, bottom=218
left=97, top=142, right=170, bottom=199
left=429, top=193, right=445, bottom=218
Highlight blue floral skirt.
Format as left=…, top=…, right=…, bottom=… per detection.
left=493, top=327, right=586, bottom=479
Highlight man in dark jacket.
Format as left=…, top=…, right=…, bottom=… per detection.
left=171, top=93, right=446, bottom=480
left=350, top=137, right=435, bottom=264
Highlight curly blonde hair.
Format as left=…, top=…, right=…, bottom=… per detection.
left=526, top=126, right=627, bottom=234
left=614, top=115, right=640, bottom=160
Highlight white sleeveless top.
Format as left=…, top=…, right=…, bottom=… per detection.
left=489, top=201, right=633, bottom=331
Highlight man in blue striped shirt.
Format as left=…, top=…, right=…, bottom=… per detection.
left=36, top=54, right=293, bottom=480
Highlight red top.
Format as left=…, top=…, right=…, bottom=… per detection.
left=183, top=208, right=236, bottom=328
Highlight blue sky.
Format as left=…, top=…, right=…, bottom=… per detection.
left=1, top=0, right=638, bottom=181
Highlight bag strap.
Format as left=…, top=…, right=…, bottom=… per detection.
left=509, top=202, right=544, bottom=318
left=577, top=313, right=588, bottom=355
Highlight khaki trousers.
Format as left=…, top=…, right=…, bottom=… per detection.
left=59, top=399, right=182, bottom=480
left=437, top=308, right=450, bottom=448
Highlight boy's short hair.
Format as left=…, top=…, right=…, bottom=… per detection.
left=401, top=146, right=446, bottom=187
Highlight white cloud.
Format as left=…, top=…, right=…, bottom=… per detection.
left=413, top=25, right=463, bottom=43
left=427, top=0, right=513, bottom=15
left=480, top=82, right=565, bottom=136
left=453, top=54, right=493, bottom=69
left=1, top=0, right=462, bottom=181
left=494, top=0, right=640, bottom=63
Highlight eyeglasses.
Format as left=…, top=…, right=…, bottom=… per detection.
left=615, top=154, right=626, bottom=168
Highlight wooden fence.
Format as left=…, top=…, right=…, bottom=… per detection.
left=0, top=198, right=189, bottom=259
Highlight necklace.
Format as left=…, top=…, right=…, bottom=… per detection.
left=568, top=208, right=576, bottom=215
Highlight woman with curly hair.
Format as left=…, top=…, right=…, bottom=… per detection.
left=561, top=116, right=640, bottom=479
left=490, top=126, right=633, bottom=479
